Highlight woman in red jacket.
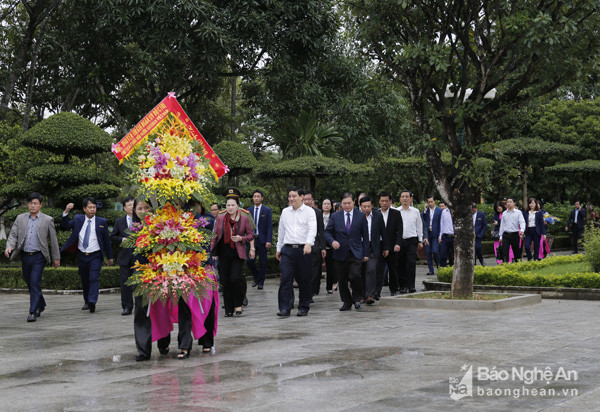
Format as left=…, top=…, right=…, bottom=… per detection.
left=211, top=196, right=255, bottom=317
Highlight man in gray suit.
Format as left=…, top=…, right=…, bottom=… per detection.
left=5, top=193, right=60, bottom=322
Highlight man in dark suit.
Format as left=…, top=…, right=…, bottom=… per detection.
left=565, top=201, right=586, bottom=253
left=359, top=196, right=389, bottom=305
left=377, top=191, right=403, bottom=297
left=5, top=192, right=61, bottom=322
left=421, top=195, right=442, bottom=276
left=472, top=203, right=487, bottom=266
left=61, top=197, right=113, bottom=313
left=324, top=191, right=370, bottom=311
left=110, top=196, right=136, bottom=315
left=303, top=190, right=326, bottom=297
left=246, top=190, right=273, bottom=290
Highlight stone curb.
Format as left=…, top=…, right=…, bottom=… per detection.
left=0, top=287, right=120, bottom=295
left=423, top=280, right=600, bottom=300
left=379, top=291, right=541, bottom=310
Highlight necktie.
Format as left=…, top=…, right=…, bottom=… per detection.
left=346, top=212, right=351, bottom=233
left=254, top=207, right=259, bottom=235
left=82, top=220, right=91, bottom=250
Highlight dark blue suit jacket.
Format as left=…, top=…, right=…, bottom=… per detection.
left=324, top=208, right=370, bottom=261
left=61, top=214, right=113, bottom=259
left=248, top=205, right=273, bottom=245
left=367, top=210, right=390, bottom=256
left=522, top=210, right=547, bottom=236
left=474, top=211, right=487, bottom=239
left=422, top=206, right=442, bottom=238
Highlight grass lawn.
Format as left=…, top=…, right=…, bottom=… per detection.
left=523, top=261, right=593, bottom=276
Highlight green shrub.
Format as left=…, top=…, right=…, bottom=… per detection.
left=436, top=255, right=600, bottom=288
left=21, top=112, right=112, bottom=156
left=584, top=225, right=600, bottom=272
left=0, top=266, right=120, bottom=289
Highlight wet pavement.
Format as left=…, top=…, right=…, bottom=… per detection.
left=2, top=253, right=599, bottom=411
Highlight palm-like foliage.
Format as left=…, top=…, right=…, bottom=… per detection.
left=273, top=111, right=342, bottom=158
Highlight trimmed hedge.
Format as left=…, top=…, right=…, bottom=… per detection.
left=21, top=112, right=112, bottom=156
left=437, top=255, right=600, bottom=288
left=0, top=266, right=120, bottom=289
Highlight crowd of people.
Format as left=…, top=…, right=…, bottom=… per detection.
left=3, top=190, right=589, bottom=360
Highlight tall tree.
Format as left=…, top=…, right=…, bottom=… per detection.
left=349, top=0, right=600, bottom=297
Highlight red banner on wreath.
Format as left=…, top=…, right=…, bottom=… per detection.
left=112, top=93, right=227, bottom=178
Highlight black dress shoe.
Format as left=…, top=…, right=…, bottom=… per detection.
left=242, top=296, right=248, bottom=306
left=135, top=354, right=150, bottom=362
left=277, top=311, right=290, bottom=317
left=339, top=304, right=352, bottom=311
left=81, top=303, right=89, bottom=310
left=399, top=287, right=408, bottom=294
left=426, top=272, right=435, bottom=276
left=409, top=289, right=417, bottom=293
left=297, top=310, right=308, bottom=317
left=390, top=292, right=397, bottom=297
left=159, top=347, right=170, bottom=355
left=35, top=307, right=44, bottom=317
left=366, top=297, right=375, bottom=305
left=122, top=308, right=132, bottom=316
left=88, top=302, right=96, bottom=313
left=354, top=301, right=362, bottom=310
left=252, top=281, right=258, bottom=287
left=225, top=312, right=233, bottom=317
left=257, top=285, right=263, bottom=290
left=27, top=312, right=37, bottom=322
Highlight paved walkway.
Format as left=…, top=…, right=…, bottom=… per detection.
left=2, top=252, right=597, bottom=411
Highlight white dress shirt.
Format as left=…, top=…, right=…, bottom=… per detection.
left=79, top=216, right=100, bottom=253
left=528, top=211, right=536, bottom=228
left=365, top=212, right=372, bottom=240
left=399, top=206, right=423, bottom=242
left=381, top=208, right=389, bottom=226
left=276, top=203, right=317, bottom=252
left=499, top=209, right=526, bottom=239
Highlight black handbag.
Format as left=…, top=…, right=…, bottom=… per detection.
left=495, top=244, right=503, bottom=260
left=491, top=230, right=500, bottom=240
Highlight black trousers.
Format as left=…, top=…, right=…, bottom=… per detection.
left=398, top=237, right=418, bottom=290
left=502, top=232, right=521, bottom=263
left=119, top=264, right=134, bottom=310
left=197, top=300, right=216, bottom=349
left=439, top=235, right=454, bottom=267
left=311, top=249, right=323, bottom=295
left=384, top=251, right=399, bottom=293
left=324, top=249, right=336, bottom=291
left=474, top=237, right=484, bottom=265
left=524, top=227, right=541, bottom=261
left=278, top=245, right=312, bottom=312
left=134, top=296, right=193, bottom=357
left=375, top=253, right=387, bottom=297
left=218, top=256, right=245, bottom=314
left=571, top=225, right=583, bottom=253
left=335, top=252, right=363, bottom=305
left=362, top=251, right=380, bottom=299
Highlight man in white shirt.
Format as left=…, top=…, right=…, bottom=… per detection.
left=438, top=201, right=454, bottom=267
left=276, top=187, right=317, bottom=317
left=499, top=197, right=526, bottom=263
left=397, top=190, right=423, bottom=293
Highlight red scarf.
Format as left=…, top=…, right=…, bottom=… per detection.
left=224, top=211, right=240, bottom=249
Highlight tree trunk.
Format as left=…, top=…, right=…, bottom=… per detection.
left=450, top=200, right=476, bottom=298
left=309, top=175, right=316, bottom=193
left=230, top=76, right=237, bottom=141
left=522, top=170, right=528, bottom=210
left=23, top=18, right=50, bottom=131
